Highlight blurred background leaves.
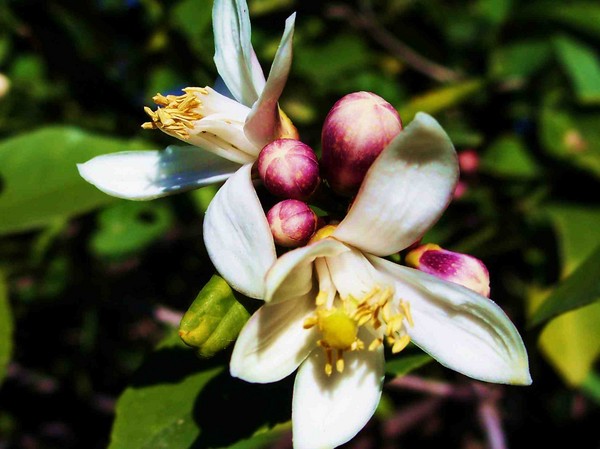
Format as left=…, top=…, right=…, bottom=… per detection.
left=0, top=0, right=599, bottom=448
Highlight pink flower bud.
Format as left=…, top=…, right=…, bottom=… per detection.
left=258, top=139, right=320, bottom=201
left=458, top=149, right=480, bottom=175
left=453, top=180, right=468, bottom=199
left=321, top=91, right=402, bottom=196
left=405, top=243, right=491, bottom=297
left=267, top=200, right=318, bottom=248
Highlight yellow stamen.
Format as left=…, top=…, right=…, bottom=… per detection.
left=315, top=290, right=328, bottom=306
left=391, top=334, right=411, bottom=354
left=368, top=338, right=383, bottom=351
left=401, top=301, right=414, bottom=327
left=141, top=87, right=206, bottom=139
left=336, top=351, right=345, bottom=373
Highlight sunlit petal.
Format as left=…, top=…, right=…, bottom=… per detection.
left=77, top=145, right=241, bottom=200
left=230, top=294, right=317, bottom=383
left=264, top=239, right=349, bottom=304
left=244, top=13, right=296, bottom=148
left=334, top=112, right=458, bottom=256
left=292, top=336, right=384, bottom=449
left=204, top=164, right=276, bottom=299
left=212, top=0, right=265, bottom=106
left=370, top=255, right=532, bottom=385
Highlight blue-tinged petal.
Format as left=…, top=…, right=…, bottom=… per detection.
left=77, top=145, right=241, bottom=200
left=213, top=0, right=265, bottom=106
left=292, top=334, right=384, bottom=449
left=244, top=13, right=296, bottom=148
left=230, top=295, right=317, bottom=383
left=369, top=255, right=532, bottom=385
left=203, top=163, right=276, bottom=299
left=334, top=113, right=458, bottom=256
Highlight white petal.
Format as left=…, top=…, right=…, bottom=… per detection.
left=77, top=145, right=241, bottom=200
left=230, top=295, right=317, bottom=383
left=292, top=339, right=384, bottom=449
left=326, top=247, right=382, bottom=300
left=244, top=13, right=296, bottom=148
left=370, top=256, right=532, bottom=385
left=212, top=0, right=265, bottom=106
left=264, top=239, right=349, bottom=304
left=334, top=112, right=459, bottom=256
left=203, top=164, right=276, bottom=298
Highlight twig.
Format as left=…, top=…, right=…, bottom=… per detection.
left=478, top=399, right=507, bottom=449
left=387, top=374, right=472, bottom=400
left=326, top=4, right=462, bottom=83
left=383, top=397, right=443, bottom=438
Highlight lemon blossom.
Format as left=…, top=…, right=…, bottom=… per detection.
left=207, top=113, right=531, bottom=449
left=77, top=0, right=295, bottom=204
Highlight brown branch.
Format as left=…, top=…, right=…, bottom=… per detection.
left=326, top=4, right=462, bottom=83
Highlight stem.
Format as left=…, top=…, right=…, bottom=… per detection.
left=478, top=399, right=507, bottom=449
left=326, top=4, right=462, bottom=83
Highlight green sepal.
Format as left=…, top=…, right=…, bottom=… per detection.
left=179, top=275, right=253, bottom=358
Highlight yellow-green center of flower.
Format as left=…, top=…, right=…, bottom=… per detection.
left=304, top=284, right=414, bottom=376
left=318, top=309, right=358, bottom=350
left=141, top=87, right=206, bottom=139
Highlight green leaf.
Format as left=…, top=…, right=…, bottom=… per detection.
left=480, top=135, right=541, bottom=178
left=109, top=334, right=223, bottom=449
left=110, top=334, right=291, bottom=449
left=554, top=35, right=600, bottom=104
left=0, top=271, right=13, bottom=385
left=528, top=204, right=600, bottom=385
left=170, top=0, right=213, bottom=56
left=0, top=126, right=153, bottom=235
left=520, top=3, right=600, bottom=40
left=529, top=244, right=600, bottom=327
left=539, top=104, right=600, bottom=178
left=90, top=201, right=173, bottom=259
left=295, top=35, right=371, bottom=93
left=546, top=204, right=600, bottom=273
left=399, top=79, right=485, bottom=123
left=179, top=276, right=252, bottom=358
left=490, top=40, right=552, bottom=81
left=385, top=353, right=433, bottom=378
left=582, top=371, right=600, bottom=405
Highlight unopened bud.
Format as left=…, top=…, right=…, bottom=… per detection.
left=458, top=149, right=479, bottom=175
left=453, top=180, right=468, bottom=199
left=321, top=91, right=402, bottom=196
left=405, top=243, right=490, bottom=297
left=267, top=199, right=318, bottom=247
left=258, top=139, right=320, bottom=200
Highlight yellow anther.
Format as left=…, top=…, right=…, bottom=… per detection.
left=391, top=334, right=411, bottom=354
left=401, top=302, right=414, bottom=327
left=336, top=352, right=345, bottom=373
left=303, top=316, right=318, bottom=329
left=368, top=338, right=383, bottom=351
left=324, top=348, right=334, bottom=376
left=315, top=290, right=328, bottom=306
left=142, top=88, right=204, bottom=139
left=325, top=363, right=333, bottom=377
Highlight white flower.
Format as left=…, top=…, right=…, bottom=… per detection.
left=77, top=0, right=295, bottom=208
left=77, top=0, right=297, bottom=298
left=209, top=113, right=532, bottom=449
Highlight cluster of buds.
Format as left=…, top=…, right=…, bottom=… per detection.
left=257, top=90, right=490, bottom=299
left=258, top=139, right=321, bottom=248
